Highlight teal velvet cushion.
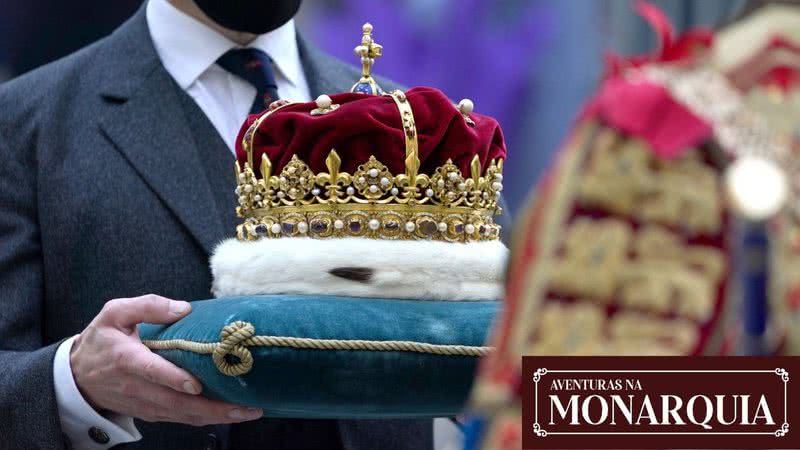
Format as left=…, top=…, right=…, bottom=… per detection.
left=139, top=295, right=497, bottom=418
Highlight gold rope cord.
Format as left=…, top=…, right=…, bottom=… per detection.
left=143, top=321, right=492, bottom=377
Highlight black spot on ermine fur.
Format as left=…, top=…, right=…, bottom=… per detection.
left=329, top=267, right=374, bottom=283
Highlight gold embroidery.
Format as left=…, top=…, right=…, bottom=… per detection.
left=609, top=312, right=699, bottom=354
left=577, top=133, right=722, bottom=234
left=549, top=218, right=631, bottom=300
left=530, top=302, right=697, bottom=355
left=548, top=218, right=724, bottom=322
left=618, top=261, right=716, bottom=321
left=773, top=215, right=800, bottom=354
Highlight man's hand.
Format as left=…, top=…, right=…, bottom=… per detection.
left=70, top=294, right=263, bottom=426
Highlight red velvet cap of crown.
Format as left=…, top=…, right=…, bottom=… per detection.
left=235, top=87, right=506, bottom=176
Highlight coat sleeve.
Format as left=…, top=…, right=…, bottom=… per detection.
left=0, top=119, right=69, bottom=449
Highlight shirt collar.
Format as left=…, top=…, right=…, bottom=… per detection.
left=146, top=0, right=304, bottom=90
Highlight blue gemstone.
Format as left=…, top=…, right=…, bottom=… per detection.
left=310, top=220, right=328, bottom=233
left=254, top=224, right=268, bottom=236
left=354, top=83, right=373, bottom=95
left=282, top=222, right=295, bottom=234
left=349, top=221, right=362, bottom=232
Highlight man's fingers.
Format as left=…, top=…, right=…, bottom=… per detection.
left=99, top=295, right=191, bottom=329
left=122, top=346, right=202, bottom=395
left=88, top=294, right=264, bottom=427
left=135, top=383, right=263, bottom=425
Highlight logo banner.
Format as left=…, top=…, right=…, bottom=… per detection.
left=521, top=357, right=797, bottom=449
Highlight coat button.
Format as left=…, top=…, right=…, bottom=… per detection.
left=88, top=426, right=110, bottom=444
left=203, top=433, right=219, bottom=450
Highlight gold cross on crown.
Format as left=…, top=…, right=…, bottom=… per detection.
left=355, top=23, right=382, bottom=78
left=351, top=23, right=384, bottom=95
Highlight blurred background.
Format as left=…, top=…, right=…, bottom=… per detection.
left=0, top=0, right=747, bottom=212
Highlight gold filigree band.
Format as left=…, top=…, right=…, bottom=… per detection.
left=238, top=208, right=500, bottom=242
left=234, top=151, right=504, bottom=242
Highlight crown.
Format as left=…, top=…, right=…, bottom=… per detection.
left=232, top=24, right=506, bottom=243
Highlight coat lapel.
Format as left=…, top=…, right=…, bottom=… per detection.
left=94, top=7, right=225, bottom=255
left=90, top=11, right=395, bottom=257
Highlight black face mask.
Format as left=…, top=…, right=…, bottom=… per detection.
left=193, top=0, right=302, bottom=34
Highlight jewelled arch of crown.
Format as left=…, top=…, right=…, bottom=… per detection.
left=233, top=23, right=505, bottom=243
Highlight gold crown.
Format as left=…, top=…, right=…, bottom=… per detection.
left=233, top=24, right=505, bottom=243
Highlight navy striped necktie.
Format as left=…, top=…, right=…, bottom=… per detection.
left=216, top=48, right=280, bottom=114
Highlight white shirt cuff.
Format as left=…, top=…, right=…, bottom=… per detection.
left=54, top=335, right=142, bottom=449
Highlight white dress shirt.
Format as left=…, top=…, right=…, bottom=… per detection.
left=54, top=1, right=312, bottom=448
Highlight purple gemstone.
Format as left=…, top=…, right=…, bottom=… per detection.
left=254, top=224, right=268, bottom=236
left=385, top=221, right=399, bottom=231
left=454, top=223, right=464, bottom=234
left=282, top=222, right=295, bottom=234
left=419, top=219, right=438, bottom=236
left=349, top=221, right=362, bottom=232
left=310, top=220, right=328, bottom=233
left=479, top=225, right=487, bottom=235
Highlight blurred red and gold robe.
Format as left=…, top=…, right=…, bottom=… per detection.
left=467, top=2, right=800, bottom=449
